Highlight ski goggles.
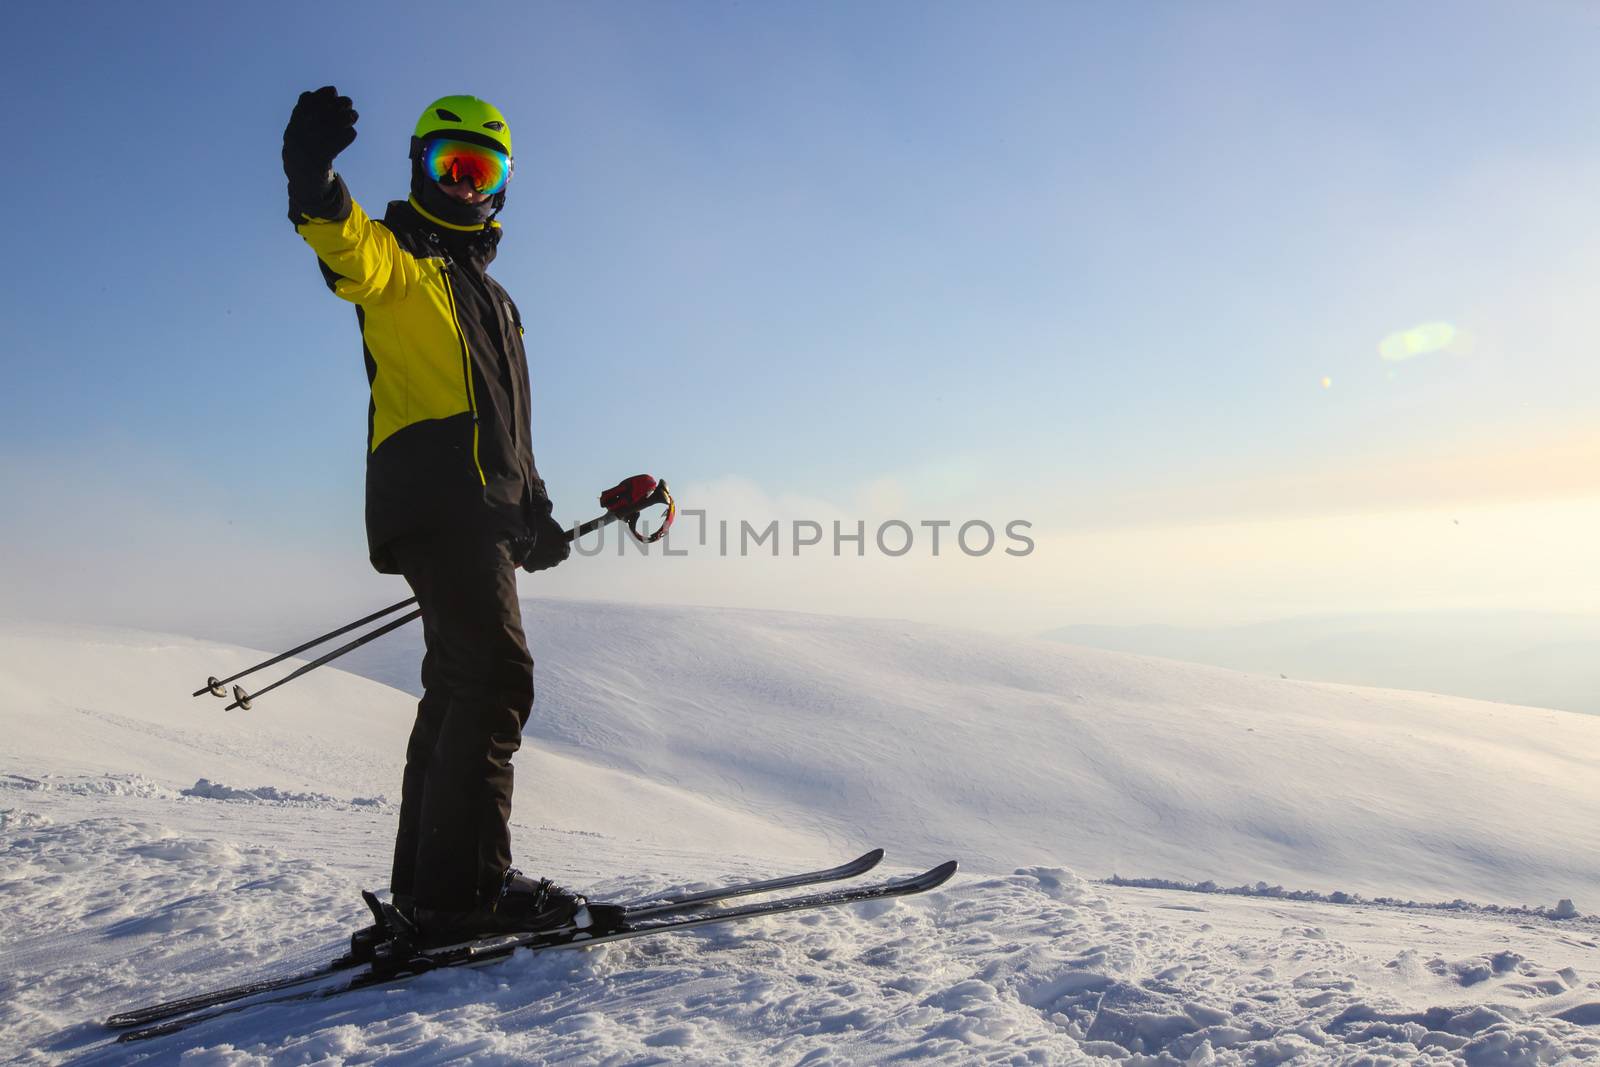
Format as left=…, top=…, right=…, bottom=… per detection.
left=420, top=138, right=513, bottom=195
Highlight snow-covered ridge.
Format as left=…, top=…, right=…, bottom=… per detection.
left=332, top=598, right=1600, bottom=905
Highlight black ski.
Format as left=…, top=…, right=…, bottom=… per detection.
left=115, top=860, right=956, bottom=1044
left=105, top=848, right=884, bottom=1030
left=623, top=846, right=884, bottom=917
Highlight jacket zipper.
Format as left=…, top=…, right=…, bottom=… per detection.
left=440, top=265, right=487, bottom=487
left=484, top=288, right=526, bottom=456
left=479, top=279, right=535, bottom=488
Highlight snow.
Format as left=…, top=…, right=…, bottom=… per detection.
left=2, top=605, right=1599, bottom=1064
left=344, top=599, right=1600, bottom=904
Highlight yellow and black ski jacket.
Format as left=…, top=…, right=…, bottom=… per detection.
left=291, top=177, right=550, bottom=573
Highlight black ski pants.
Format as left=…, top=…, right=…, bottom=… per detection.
left=388, top=528, right=534, bottom=911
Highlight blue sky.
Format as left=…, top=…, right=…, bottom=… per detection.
left=3, top=1, right=1599, bottom=640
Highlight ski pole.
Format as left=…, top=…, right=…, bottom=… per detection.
left=204, top=474, right=675, bottom=710
left=192, top=597, right=417, bottom=698
left=225, top=609, right=422, bottom=711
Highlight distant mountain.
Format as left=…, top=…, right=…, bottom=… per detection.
left=1042, top=611, right=1600, bottom=717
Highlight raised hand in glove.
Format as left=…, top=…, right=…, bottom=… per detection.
left=283, top=86, right=358, bottom=208
left=518, top=513, right=572, bottom=574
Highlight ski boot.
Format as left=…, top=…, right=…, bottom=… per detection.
left=413, top=870, right=623, bottom=948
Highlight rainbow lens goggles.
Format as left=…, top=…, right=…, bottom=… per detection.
left=421, top=138, right=512, bottom=195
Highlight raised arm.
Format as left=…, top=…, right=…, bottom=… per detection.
left=282, top=87, right=415, bottom=305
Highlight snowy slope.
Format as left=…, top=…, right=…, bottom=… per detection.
left=331, top=599, right=1600, bottom=903
left=0, top=622, right=824, bottom=862
left=3, top=611, right=1600, bottom=1064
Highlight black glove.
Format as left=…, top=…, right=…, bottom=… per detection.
left=518, top=513, right=572, bottom=574
left=283, top=86, right=358, bottom=208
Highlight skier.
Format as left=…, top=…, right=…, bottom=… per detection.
left=281, top=86, right=583, bottom=945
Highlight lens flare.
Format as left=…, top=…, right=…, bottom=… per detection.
left=1378, top=322, right=1459, bottom=362
left=1320, top=376, right=1333, bottom=389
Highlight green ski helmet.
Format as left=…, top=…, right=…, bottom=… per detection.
left=411, top=94, right=513, bottom=157
left=408, top=94, right=514, bottom=227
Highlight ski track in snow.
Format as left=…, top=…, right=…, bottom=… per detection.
left=2, top=615, right=1599, bottom=1064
